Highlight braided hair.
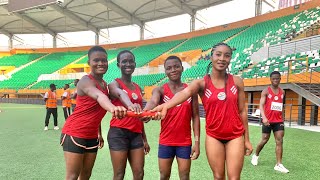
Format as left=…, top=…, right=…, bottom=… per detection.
left=206, top=42, right=233, bottom=74
left=206, top=42, right=233, bottom=101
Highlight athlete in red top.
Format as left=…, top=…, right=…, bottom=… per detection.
left=201, top=74, right=244, bottom=140
left=153, top=43, right=253, bottom=180
left=60, top=46, right=126, bottom=180
left=107, top=50, right=149, bottom=180
left=143, top=56, right=200, bottom=180
left=110, top=78, right=144, bottom=133
left=251, top=71, right=289, bottom=173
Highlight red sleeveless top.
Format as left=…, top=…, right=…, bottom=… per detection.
left=264, top=86, right=284, bottom=123
left=201, top=74, right=244, bottom=140
left=110, top=78, right=144, bottom=133
left=62, top=74, right=108, bottom=139
left=159, top=83, right=193, bottom=146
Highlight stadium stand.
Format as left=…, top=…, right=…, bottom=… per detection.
left=170, top=27, right=248, bottom=53
left=242, top=49, right=320, bottom=79
left=0, top=53, right=45, bottom=67
left=0, top=51, right=85, bottom=90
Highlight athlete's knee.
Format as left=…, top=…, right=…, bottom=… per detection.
left=178, top=171, right=190, bottom=180
left=261, top=135, right=270, bottom=144
left=113, top=170, right=125, bottom=180
left=214, top=174, right=226, bottom=180
left=275, top=137, right=283, bottom=145
left=132, top=169, right=144, bottom=180
left=65, top=173, right=79, bottom=180
left=228, top=175, right=241, bottom=180
left=160, top=172, right=170, bottom=180
left=160, top=169, right=171, bottom=180
left=78, top=169, right=92, bottom=180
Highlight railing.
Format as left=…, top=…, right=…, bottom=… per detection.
left=268, top=35, right=320, bottom=58
left=244, top=58, right=320, bottom=88
left=246, top=103, right=319, bottom=126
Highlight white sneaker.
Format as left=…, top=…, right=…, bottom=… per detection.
left=274, top=164, right=289, bottom=173
left=53, top=126, right=59, bottom=130
left=44, top=126, right=48, bottom=131
left=251, top=154, right=259, bottom=166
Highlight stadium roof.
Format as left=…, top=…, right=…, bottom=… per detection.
left=0, top=0, right=233, bottom=37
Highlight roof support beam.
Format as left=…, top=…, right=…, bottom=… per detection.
left=263, top=0, right=276, bottom=9
left=0, top=29, right=24, bottom=45
left=97, top=0, right=143, bottom=27
left=1, top=4, right=57, bottom=36
left=167, top=0, right=194, bottom=15
left=13, top=13, right=56, bottom=36
left=51, top=4, right=99, bottom=33
left=0, top=28, right=11, bottom=37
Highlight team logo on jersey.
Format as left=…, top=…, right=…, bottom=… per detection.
left=132, top=93, right=138, bottom=100
left=230, top=85, right=237, bottom=95
left=217, top=92, right=226, bottom=100
left=205, top=89, right=212, bottom=98
left=274, top=96, right=278, bottom=100
left=268, top=94, right=272, bottom=99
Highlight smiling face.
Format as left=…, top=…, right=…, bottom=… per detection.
left=88, top=51, right=108, bottom=75
left=211, top=45, right=232, bottom=72
left=164, top=58, right=183, bottom=82
left=117, top=52, right=136, bottom=75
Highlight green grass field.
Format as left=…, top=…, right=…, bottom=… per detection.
left=0, top=103, right=319, bottom=180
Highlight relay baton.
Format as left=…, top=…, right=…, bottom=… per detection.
left=126, top=111, right=157, bottom=118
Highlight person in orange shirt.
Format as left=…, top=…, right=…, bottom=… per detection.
left=71, top=79, right=79, bottom=113
left=62, top=84, right=71, bottom=120
left=44, top=83, right=59, bottom=131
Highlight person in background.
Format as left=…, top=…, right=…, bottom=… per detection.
left=251, top=71, right=289, bottom=173
left=62, top=84, right=71, bottom=120
left=44, top=83, right=59, bottom=131
left=71, top=79, right=79, bottom=112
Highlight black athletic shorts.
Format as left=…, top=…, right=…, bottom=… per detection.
left=262, top=122, right=285, bottom=134
left=60, top=133, right=99, bottom=154
left=107, top=127, right=144, bottom=151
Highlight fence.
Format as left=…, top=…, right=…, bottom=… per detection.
left=246, top=103, right=318, bottom=126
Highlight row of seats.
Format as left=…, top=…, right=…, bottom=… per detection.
left=171, top=27, right=247, bottom=54
left=228, top=7, right=320, bottom=75
left=0, top=53, right=45, bottom=67
left=76, top=48, right=132, bottom=64
left=241, top=49, right=320, bottom=79
left=132, top=40, right=185, bottom=67
left=0, top=51, right=85, bottom=89
left=30, top=79, right=74, bottom=89
left=30, top=73, right=166, bottom=90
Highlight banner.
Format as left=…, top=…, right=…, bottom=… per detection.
left=278, top=0, right=312, bottom=9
